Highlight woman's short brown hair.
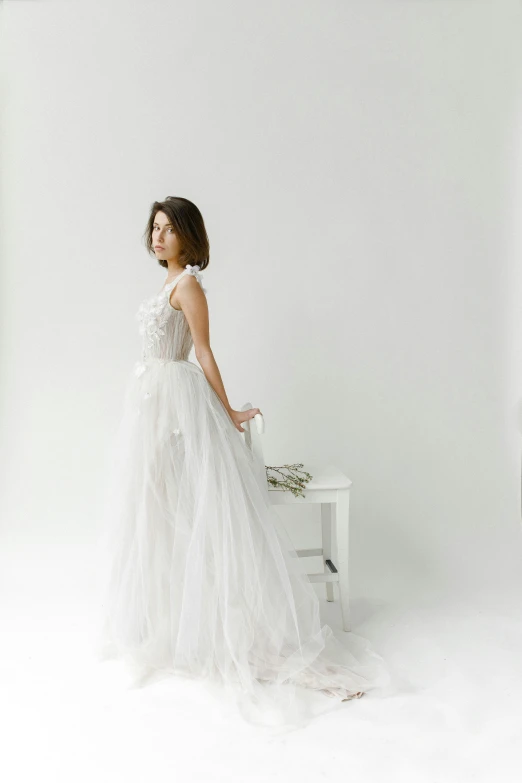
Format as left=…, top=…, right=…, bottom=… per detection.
left=143, top=196, right=210, bottom=271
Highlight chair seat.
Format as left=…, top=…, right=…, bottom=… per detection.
left=268, top=466, right=352, bottom=492
left=267, top=466, right=352, bottom=504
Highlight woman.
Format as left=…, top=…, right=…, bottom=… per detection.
left=96, top=196, right=393, bottom=730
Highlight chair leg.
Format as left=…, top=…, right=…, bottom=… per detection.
left=335, top=489, right=351, bottom=632
left=320, top=503, right=335, bottom=602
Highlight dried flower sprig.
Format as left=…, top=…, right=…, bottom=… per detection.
left=265, top=463, right=313, bottom=498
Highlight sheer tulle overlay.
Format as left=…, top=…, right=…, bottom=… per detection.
left=94, top=266, right=394, bottom=730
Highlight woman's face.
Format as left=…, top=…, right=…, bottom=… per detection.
left=152, top=211, right=182, bottom=264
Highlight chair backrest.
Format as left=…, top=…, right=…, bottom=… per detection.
left=240, top=402, right=267, bottom=489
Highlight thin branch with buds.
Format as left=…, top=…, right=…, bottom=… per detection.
left=265, top=463, right=313, bottom=498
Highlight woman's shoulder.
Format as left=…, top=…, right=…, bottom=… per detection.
left=179, top=265, right=207, bottom=294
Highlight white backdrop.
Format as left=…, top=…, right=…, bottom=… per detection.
left=2, top=0, right=522, bottom=772
left=1, top=0, right=521, bottom=598
left=2, top=0, right=522, bottom=601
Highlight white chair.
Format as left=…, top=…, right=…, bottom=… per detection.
left=241, top=402, right=354, bottom=632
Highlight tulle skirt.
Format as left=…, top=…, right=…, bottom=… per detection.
left=94, top=357, right=394, bottom=730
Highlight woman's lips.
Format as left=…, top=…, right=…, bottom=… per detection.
left=155, top=246, right=164, bottom=250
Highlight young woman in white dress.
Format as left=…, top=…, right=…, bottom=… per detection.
left=96, top=196, right=392, bottom=730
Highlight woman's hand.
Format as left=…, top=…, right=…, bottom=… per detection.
left=228, top=407, right=262, bottom=433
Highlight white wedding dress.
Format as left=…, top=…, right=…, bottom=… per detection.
left=95, top=264, right=393, bottom=729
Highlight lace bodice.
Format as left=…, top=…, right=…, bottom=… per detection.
left=134, top=264, right=207, bottom=367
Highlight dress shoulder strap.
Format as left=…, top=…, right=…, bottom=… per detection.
left=162, top=264, right=207, bottom=298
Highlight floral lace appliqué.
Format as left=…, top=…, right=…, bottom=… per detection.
left=135, top=297, right=171, bottom=351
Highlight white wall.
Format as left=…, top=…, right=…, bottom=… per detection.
left=1, top=0, right=521, bottom=607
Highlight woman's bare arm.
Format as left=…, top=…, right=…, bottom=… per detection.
left=172, top=276, right=261, bottom=432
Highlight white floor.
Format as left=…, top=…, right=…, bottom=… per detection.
left=2, top=549, right=522, bottom=783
